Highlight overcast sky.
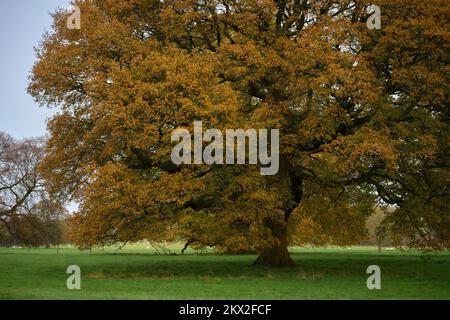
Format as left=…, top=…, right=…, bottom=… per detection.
left=0, top=1, right=78, bottom=212
left=0, top=0, right=70, bottom=139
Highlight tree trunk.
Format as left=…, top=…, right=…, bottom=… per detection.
left=254, top=156, right=301, bottom=267
left=255, top=219, right=294, bottom=267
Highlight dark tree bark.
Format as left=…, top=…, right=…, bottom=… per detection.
left=255, top=156, right=303, bottom=267
left=181, top=239, right=193, bottom=254
left=255, top=218, right=294, bottom=267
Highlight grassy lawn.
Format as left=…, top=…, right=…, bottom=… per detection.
left=0, top=244, right=449, bottom=300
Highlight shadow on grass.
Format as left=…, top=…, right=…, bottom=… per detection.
left=79, top=250, right=450, bottom=282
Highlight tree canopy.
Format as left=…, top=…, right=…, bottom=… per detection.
left=29, top=0, right=449, bottom=266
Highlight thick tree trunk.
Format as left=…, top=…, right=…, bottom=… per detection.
left=254, top=156, right=302, bottom=267
left=255, top=219, right=294, bottom=267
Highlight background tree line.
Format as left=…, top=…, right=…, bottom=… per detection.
left=0, top=132, right=68, bottom=247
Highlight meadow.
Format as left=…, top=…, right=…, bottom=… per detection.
left=0, top=244, right=449, bottom=300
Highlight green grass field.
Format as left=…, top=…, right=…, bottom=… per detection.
left=0, top=244, right=449, bottom=300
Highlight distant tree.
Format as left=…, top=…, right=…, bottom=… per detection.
left=30, top=0, right=449, bottom=266
left=28, top=199, right=69, bottom=248
left=0, top=132, right=45, bottom=237
left=0, top=133, right=68, bottom=247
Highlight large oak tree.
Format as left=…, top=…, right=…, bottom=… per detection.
left=29, top=0, right=449, bottom=266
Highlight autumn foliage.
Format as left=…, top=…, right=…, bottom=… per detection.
left=29, top=0, right=449, bottom=266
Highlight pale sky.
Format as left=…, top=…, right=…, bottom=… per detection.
left=0, top=1, right=78, bottom=212
left=0, top=0, right=70, bottom=139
